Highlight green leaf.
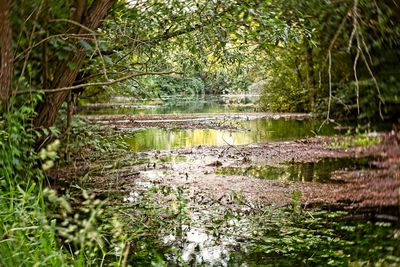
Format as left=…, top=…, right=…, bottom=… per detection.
left=79, top=39, right=93, bottom=51
left=103, top=55, right=113, bottom=65
left=67, top=62, right=78, bottom=70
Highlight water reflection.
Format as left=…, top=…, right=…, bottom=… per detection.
left=81, top=95, right=258, bottom=115
left=216, top=157, right=378, bottom=183
left=125, top=118, right=336, bottom=152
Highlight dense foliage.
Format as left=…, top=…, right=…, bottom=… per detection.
left=3, top=0, right=398, bottom=121
left=258, top=0, right=400, bottom=121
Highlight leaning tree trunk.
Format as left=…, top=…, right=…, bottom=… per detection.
left=0, top=0, right=13, bottom=111
left=34, top=0, right=115, bottom=128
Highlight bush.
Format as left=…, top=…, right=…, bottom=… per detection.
left=141, top=76, right=205, bottom=97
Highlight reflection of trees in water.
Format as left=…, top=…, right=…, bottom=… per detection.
left=287, top=163, right=316, bottom=182
left=125, top=118, right=336, bottom=152
left=245, top=119, right=335, bottom=142
left=216, top=157, right=375, bottom=183
left=286, top=157, right=375, bottom=182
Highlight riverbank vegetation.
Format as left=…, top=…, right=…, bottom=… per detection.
left=1, top=0, right=399, bottom=265
left=1, top=0, right=399, bottom=120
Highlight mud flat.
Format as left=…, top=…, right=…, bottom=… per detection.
left=51, top=129, right=400, bottom=216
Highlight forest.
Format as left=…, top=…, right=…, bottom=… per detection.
left=0, top=0, right=399, bottom=266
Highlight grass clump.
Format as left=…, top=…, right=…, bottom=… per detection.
left=329, top=128, right=381, bottom=148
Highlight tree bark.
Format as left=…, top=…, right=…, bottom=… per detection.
left=34, top=0, right=115, bottom=128
left=0, top=0, right=13, bottom=111
left=41, top=1, right=49, bottom=89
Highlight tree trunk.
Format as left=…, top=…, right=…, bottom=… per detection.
left=0, top=0, right=13, bottom=111
left=34, top=0, right=115, bottom=128
left=41, top=2, right=49, bottom=89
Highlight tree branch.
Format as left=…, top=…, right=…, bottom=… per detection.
left=15, top=33, right=96, bottom=60
left=16, top=71, right=182, bottom=95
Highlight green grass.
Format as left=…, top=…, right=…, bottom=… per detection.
left=328, top=128, right=382, bottom=148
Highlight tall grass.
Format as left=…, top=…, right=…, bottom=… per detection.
left=0, top=100, right=65, bottom=266
left=0, top=183, right=67, bottom=266
left=0, top=100, right=126, bottom=266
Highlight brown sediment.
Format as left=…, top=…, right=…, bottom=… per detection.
left=49, top=129, right=400, bottom=216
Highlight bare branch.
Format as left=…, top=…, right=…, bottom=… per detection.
left=327, top=50, right=332, bottom=121
left=348, top=0, right=359, bottom=52
left=321, top=11, right=349, bottom=125
left=93, top=36, right=108, bottom=80
left=319, top=12, right=348, bottom=82
left=50, top=18, right=97, bottom=34
left=353, top=45, right=360, bottom=114
left=15, top=33, right=96, bottom=60
left=15, top=0, right=45, bottom=93
left=350, top=0, right=361, bottom=114
left=348, top=0, right=383, bottom=118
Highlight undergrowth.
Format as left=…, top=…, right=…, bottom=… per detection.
left=0, top=101, right=188, bottom=266
left=63, top=118, right=128, bottom=161
left=0, top=100, right=129, bottom=266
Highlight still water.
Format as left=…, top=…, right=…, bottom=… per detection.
left=125, top=118, right=336, bottom=151
left=216, top=156, right=378, bottom=183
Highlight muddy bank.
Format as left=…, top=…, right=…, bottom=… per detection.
left=80, top=112, right=313, bottom=130
left=139, top=134, right=399, bottom=210
left=50, top=130, right=400, bottom=217
left=78, top=103, right=159, bottom=111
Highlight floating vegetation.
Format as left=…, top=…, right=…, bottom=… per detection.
left=121, top=186, right=400, bottom=266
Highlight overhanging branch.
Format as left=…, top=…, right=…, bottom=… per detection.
left=16, top=70, right=182, bottom=95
